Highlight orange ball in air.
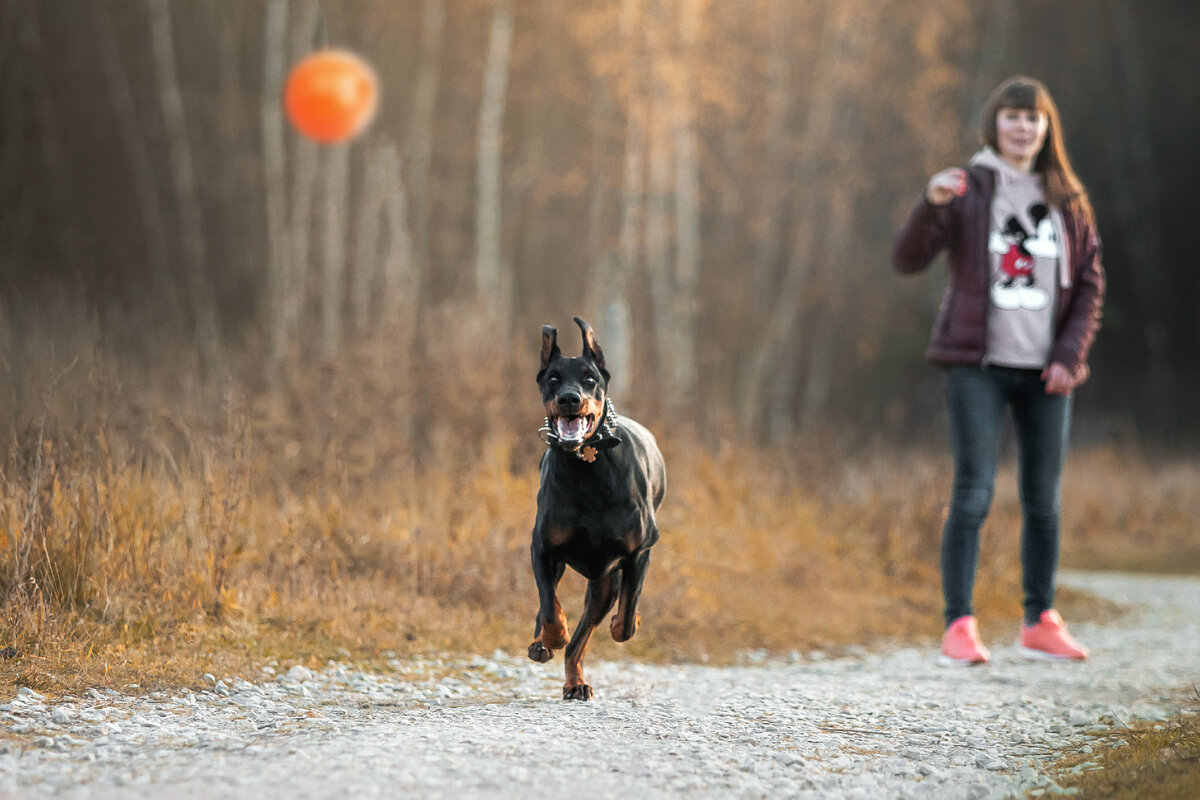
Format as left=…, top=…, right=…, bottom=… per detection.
left=284, top=50, right=378, bottom=144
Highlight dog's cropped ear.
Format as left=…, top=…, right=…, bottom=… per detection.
left=573, top=317, right=609, bottom=382
left=537, top=324, right=560, bottom=382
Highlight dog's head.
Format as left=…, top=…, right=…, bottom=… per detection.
left=537, top=317, right=610, bottom=452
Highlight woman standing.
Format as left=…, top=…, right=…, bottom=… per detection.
left=892, top=76, right=1105, bottom=665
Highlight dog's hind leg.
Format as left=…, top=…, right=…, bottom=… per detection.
left=529, top=550, right=569, bottom=663
left=562, top=572, right=618, bottom=700
left=610, top=548, right=651, bottom=642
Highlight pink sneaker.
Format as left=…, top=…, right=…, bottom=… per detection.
left=939, top=615, right=990, bottom=666
left=1019, top=609, right=1089, bottom=661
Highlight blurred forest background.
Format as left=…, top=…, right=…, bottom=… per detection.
left=4, top=0, right=1198, bottom=443
left=2, top=0, right=1199, bottom=688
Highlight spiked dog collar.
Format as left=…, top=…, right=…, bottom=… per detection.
left=538, top=397, right=622, bottom=462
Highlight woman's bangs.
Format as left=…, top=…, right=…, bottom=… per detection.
left=997, top=83, right=1040, bottom=113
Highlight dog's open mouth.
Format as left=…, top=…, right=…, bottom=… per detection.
left=554, top=414, right=596, bottom=445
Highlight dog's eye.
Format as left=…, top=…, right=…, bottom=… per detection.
left=547, top=376, right=559, bottom=387
left=582, top=375, right=597, bottom=387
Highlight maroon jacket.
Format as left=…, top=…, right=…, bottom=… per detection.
left=891, top=164, right=1105, bottom=380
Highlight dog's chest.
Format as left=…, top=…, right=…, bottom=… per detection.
left=542, top=516, right=643, bottom=577
left=541, top=490, right=644, bottom=541
left=538, top=470, right=650, bottom=557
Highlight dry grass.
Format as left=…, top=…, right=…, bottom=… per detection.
left=1061, top=448, right=1200, bottom=575
left=1, top=307, right=1197, bottom=700
left=1052, top=692, right=1200, bottom=799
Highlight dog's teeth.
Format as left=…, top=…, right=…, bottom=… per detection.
left=556, top=418, right=585, bottom=441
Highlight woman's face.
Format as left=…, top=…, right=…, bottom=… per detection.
left=995, top=106, right=1049, bottom=171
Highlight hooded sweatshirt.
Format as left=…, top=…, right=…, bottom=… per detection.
left=968, top=147, right=1061, bottom=369
left=891, top=154, right=1104, bottom=382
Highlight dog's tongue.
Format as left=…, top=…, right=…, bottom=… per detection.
left=556, top=417, right=587, bottom=442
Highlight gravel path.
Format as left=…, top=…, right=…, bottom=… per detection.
left=2, top=571, right=1198, bottom=800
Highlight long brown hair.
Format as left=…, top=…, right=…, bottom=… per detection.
left=980, top=76, right=1094, bottom=227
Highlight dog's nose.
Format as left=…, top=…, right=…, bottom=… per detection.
left=557, top=391, right=581, bottom=411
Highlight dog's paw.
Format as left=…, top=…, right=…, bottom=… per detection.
left=542, top=623, right=569, bottom=650
left=528, top=641, right=554, bottom=663
left=562, top=683, right=593, bottom=701
left=609, top=612, right=641, bottom=642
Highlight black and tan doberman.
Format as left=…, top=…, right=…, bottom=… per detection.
left=528, top=317, right=666, bottom=700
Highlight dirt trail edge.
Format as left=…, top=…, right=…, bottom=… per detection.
left=2, top=571, right=1197, bottom=800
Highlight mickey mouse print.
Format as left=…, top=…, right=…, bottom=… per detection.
left=988, top=201, right=1056, bottom=311
left=970, top=145, right=1061, bottom=369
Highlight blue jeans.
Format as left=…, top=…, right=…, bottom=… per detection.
left=941, top=365, right=1073, bottom=628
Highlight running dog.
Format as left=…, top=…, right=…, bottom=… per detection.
left=527, top=317, right=666, bottom=700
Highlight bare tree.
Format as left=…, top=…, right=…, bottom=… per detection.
left=262, top=0, right=323, bottom=368
left=1098, top=2, right=1173, bottom=429
left=749, top=0, right=796, bottom=302
left=0, top=0, right=24, bottom=257
left=17, top=7, right=86, bottom=278
left=90, top=3, right=173, bottom=304
left=737, top=1, right=858, bottom=439
left=287, top=1, right=323, bottom=355
left=351, top=141, right=417, bottom=342
left=320, top=143, right=351, bottom=358
left=670, top=0, right=702, bottom=407
left=603, top=0, right=647, bottom=403
left=377, top=143, right=419, bottom=341
left=4, top=0, right=1193, bottom=441
left=351, top=144, right=386, bottom=335
left=409, top=0, right=446, bottom=284
left=262, top=0, right=292, bottom=368
left=474, top=0, right=515, bottom=317
left=643, top=3, right=675, bottom=398
left=147, top=0, right=223, bottom=370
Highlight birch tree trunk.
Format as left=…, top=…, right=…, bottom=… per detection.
left=474, top=0, right=515, bottom=315
left=644, top=30, right=675, bottom=401
left=409, top=0, right=446, bottom=283
left=287, top=1, right=323, bottom=353
left=377, top=143, right=419, bottom=344
left=147, top=0, right=222, bottom=370
left=584, top=79, right=613, bottom=312
left=262, top=0, right=291, bottom=368
left=350, top=141, right=417, bottom=342
left=670, top=0, right=702, bottom=406
left=584, top=80, right=630, bottom=400
left=213, top=4, right=244, bottom=280
left=772, top=178, right=854, bottom=437
left=320, top=144, right=350, bottom=358
left=510, top=88, right=548, bottom=287
left=601, top=0, right=646, bottom=403
left=749, top=0, right=795, bottom=302
left=351, top=147, right=385, bottom=335
left=799, top=306, right=838, bottom=433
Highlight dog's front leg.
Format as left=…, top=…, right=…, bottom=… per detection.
left=528, top=544, right=568, bottom=663
left=610, top=548, right=651, bottom=642
left=563, top=572, right=619, bottom=700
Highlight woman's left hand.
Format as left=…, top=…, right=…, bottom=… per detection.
left=1041, top=362, right=1075, bottom=395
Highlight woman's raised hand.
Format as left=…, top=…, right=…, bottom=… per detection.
left=926, top=168, right=967, bottom=205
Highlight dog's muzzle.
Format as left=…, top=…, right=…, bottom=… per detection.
left=539, top=397, right=622, bottom=461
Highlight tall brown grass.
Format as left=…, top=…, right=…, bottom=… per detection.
left=1, top=297, right=1196, bottom=696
